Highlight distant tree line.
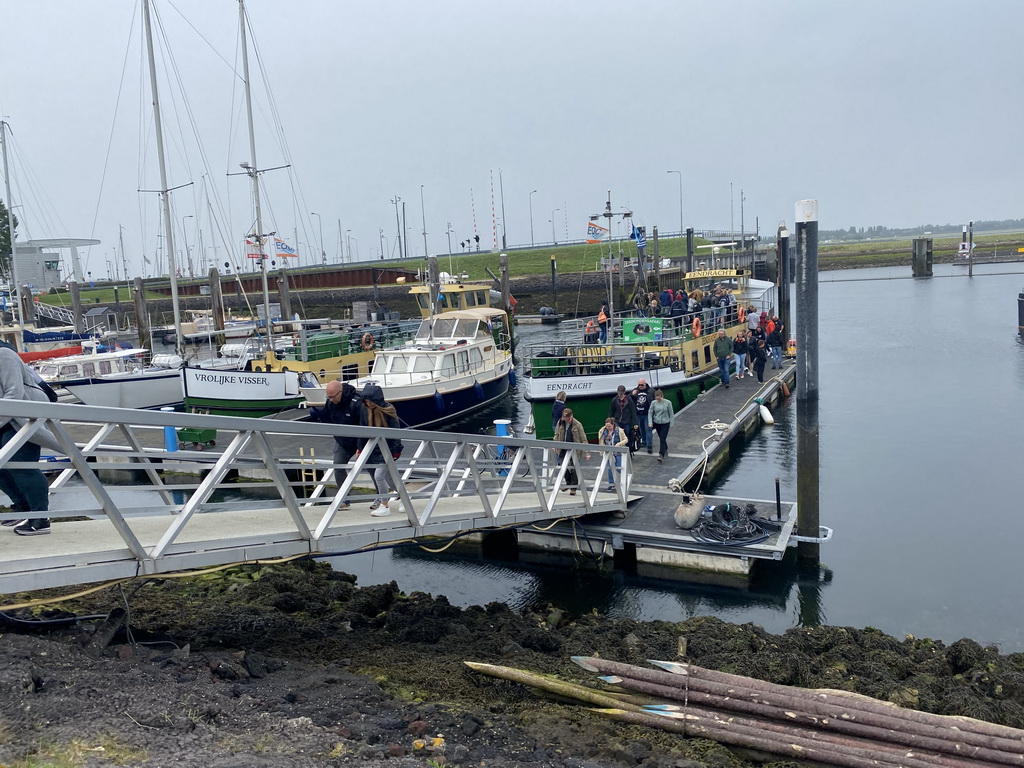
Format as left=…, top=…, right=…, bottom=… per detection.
left=820, top=218, right=1024, bottom=241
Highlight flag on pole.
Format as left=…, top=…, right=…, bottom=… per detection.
left=630, top=225, right=647, bottom=250
left=586, top=221, right=609, bottom=243
left=245, top=238, right=263, bottom=259
left=274, top=237, right=298, bottom=257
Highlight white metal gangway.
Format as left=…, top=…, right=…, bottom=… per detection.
left=31, top=301, right=76, bottom=326
left=0, top=400, right=632, bottom=595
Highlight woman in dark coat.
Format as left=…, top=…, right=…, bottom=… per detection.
left=356, top=384, right=403, bottom=516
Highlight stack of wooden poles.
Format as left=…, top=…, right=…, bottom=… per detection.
left=465, top=657, right=1024, bottom=768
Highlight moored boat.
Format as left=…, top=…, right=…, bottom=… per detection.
left=304, top=307, right=515, bottom=429
left=523, top=268, right=775, bottom=439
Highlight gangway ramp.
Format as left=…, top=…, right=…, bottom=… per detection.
left=0, top=400, right=635, bottom=595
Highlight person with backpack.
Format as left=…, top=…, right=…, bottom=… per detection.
left=752, top=339, right=769, bottom=383
left=309, top=380, right=361, bottom=510
left=355, top=384, right=403, bottom=516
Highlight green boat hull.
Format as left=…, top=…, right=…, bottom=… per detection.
left=183, top=396, right=304, bottom=419
left=531, top=375, right=718, bottom=441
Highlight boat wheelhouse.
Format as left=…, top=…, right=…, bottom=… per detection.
left=304, top=307, right=515, bottom=429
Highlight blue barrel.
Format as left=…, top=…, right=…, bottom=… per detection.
left=162, top=407, right=179, bottom=452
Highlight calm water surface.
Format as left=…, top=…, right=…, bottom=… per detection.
left=337, top=263, right=1024, bottom=650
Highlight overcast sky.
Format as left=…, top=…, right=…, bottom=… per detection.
left=1, top=0, right=1022, bottom=279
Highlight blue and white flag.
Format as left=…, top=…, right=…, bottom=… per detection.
left=630, top=225, right=647, bottom=250
left=274, top=237, right=298, bottom=257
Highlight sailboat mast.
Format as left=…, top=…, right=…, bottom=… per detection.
left=141, top=0, right=183, bottom=355
left=238, top=0, right=273, bottom=347
left=1, top=120, right=24, bottom=346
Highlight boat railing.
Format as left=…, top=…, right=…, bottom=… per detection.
left=0, top=398, right=629, bottom=593
left=274, top=319, right=422, bottom=362
left=523, top=343, right=685, bottom=377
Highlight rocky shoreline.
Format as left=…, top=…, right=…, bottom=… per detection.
left=3, top=561, right=1023, bottom=767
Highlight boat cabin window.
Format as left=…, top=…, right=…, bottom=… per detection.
left=386, top=356, right=409, bottom=374
left=419, top=317, right=480, bottom=340
left=440, top=354, right=456, bottom=378
left=457, top=350, right=470, bottom=373
left=416, top=294, right=430, bottom=311
left=413, top=356, right=433, bottom=373
left=476, top=291, right=487, bottom=306
left=465, top=291, right=477, bottom=307
left=469, top=347, right=483, bottom=366
left=83, top=363, right=97, bottom=377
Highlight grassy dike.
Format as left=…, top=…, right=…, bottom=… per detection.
left=41, top=231, right=1024, bottom=308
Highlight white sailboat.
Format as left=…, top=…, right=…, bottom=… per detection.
left=181, top=0, right=328, bottom=417
left=60, top=0, right=225, bottom=410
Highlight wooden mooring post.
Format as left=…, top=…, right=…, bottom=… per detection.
left=795, top=200, right=820, bottom=565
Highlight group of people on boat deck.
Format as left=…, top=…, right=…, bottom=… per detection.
left=551, top=377, right=676, bottom=494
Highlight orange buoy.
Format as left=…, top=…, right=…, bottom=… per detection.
left=691, top=316, right=702, bottom=338
left=361, top=332, right=375, bottom=351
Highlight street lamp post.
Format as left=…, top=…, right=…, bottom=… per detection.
left=529, top=189, right=537, bottom=247
left=666, top=170, right=682, bottom=237
left=310, top=211, right=325, bottom=264
left=181, top=214, right=194, bottom=278
left=550, top=208, right=559, bottom=245
left=345, top=229, right=352, bottom=262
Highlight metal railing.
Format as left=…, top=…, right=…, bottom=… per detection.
left=32, top=302, right=75, bottom=325
left=0, top=400, right=630, bottom=593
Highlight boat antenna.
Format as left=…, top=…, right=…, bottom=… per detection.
left=141, top=0, right=184, bottom=358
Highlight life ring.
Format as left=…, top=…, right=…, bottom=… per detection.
left=738, top=306, right=746, bottom=324
left=361, top=332, right=375, bottom=351
left=691, top=317, right=702, bottom=338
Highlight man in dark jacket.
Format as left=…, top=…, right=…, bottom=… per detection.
left=631, top=378, right=654, bottom=454
left=309, top=381, right=360, bottom=505
left=659, top=288, right=673, bottom=314
left=608, top=385, right=639, bottom=454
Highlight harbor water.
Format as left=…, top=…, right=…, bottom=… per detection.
left=331, top=261, right=1024, bottom=652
